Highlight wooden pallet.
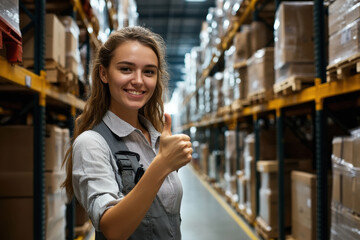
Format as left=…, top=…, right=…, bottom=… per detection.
left=22, top=59, right=67, bottom=82
left=247, top=89, right=273, bottom=105
left=235, top=202, right=246, bottom=216
left=231, top=98, right=250, bottom=111
left=22, top=59, right=79, bottom=95
left=255, top=217, right=278, bottom=240
left=327, top=53, right=360, bottom=82
left=234, top=60, right=247, bottom=69
left=243, top=207, right=256, bottom=224
left=216, top=105, right=232, bottom=117
left=273, top=76, right=314, bottom=96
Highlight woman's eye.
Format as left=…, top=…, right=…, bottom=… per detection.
left=144, top=70, right=155, bottom=76
left=120, top=67, right=131, bottom=73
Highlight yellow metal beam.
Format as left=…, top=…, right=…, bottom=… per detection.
left=0, top=56, right=85, bottom=110
left=0, top=56, right=45, bottom=92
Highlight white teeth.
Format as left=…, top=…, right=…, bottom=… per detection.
left=127, top=90, right=143, bottom=95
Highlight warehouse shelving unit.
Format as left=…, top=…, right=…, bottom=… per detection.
left=179, top=0, right=360, bottom=239
left=0, top=0, right=118, bottom=238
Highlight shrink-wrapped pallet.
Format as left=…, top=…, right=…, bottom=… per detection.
left=0, top=0, right=21, bottom=36
left=329, top=18, right=360, bottom=66
left=274, top=2, right=317, bottom=84
left=247, top=48, right=274, bottom=98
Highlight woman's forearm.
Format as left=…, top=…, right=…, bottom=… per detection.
left=99, top=154, right=169, bottom=240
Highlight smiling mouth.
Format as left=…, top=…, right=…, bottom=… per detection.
left=125, top=89, right=145, bottom=95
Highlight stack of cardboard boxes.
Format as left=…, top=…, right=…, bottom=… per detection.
left=291, top=171, right=317, bottom=240
left=0, top=125, right=70, bottom=239
left=256, top=159, right=312, bottom=238
left=247, top=48, right=275, bottom=101
left=273, top=2, right=316, bottom=91
left=241, top=129, right=277, bottom=222
left=328, top=0, right=360, bottom=67
left=21, top=13, right=80, bottom=93
left=331, top=131, right=360, bottom=239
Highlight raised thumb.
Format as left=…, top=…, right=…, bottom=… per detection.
left=163, top=113, right=172, bottom=135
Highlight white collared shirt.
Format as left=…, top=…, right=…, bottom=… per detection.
left=72, top=110, right=183, bottom=231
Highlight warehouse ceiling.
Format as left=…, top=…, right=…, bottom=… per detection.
left=136, top=0, right=215, bottom=98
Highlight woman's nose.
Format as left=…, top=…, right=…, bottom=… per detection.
left=132, top=70, right=143, bottom=85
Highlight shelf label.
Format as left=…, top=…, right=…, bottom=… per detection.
left=25, top=75, right=31, bottom=87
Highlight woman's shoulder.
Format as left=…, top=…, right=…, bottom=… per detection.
left=74, top=130, right=108, bottom=150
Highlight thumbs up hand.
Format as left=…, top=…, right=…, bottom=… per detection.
left=156, top=113, right=192, bottom=174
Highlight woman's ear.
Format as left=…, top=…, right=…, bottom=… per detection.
left=99, top=65, right=108, bottom=84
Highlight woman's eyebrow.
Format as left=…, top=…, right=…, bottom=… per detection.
left=145, top=64, right=158, bottom=69
left=116, top=61, right=158, bottom=69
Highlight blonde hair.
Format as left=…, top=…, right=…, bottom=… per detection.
left=62, top=26, right=169, bottom=198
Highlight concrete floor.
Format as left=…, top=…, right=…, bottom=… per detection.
left=179, top=165, right=259, bottom=240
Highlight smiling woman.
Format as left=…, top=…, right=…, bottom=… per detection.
left=61, top=26, right=193, bottom=240
left=99, top=41, right=159, bottom=126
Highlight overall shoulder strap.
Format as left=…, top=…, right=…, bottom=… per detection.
left=92, top=120, right=128, bottom=153
left=92, top=121, right=143, bottom=194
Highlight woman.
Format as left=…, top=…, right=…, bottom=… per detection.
left=62, top=26, right=192, bottom=240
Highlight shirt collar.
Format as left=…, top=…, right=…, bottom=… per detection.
left=103, top=110, right=161, bottom=142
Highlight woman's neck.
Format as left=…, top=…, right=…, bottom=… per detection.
left=110, top=106, right=140, bottom=129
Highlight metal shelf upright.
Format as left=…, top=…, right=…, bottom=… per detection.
left=32, top=0, right=46, bottom=239
left=314, top=0, right=328, bottom=239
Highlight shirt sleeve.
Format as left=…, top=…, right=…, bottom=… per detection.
left=72, top=130, right=124, bottom=231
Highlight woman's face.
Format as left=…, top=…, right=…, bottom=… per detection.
left=100, top=40, right=158, bottom=114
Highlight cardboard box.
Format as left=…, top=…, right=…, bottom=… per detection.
left=47, top=214, right=66, bottom=240
left=245, top=173, right=257, bottom=220
left=342, top=172, right=360, bottom=213
left=329, top=19, right=360, bottom=66
left=332, top=169, right=342, bottom=203
left=274, top=2, right=315, bottom=69
left=332, top=136, right=356, bottom=166
left=46, top=191, right=67, bottom=222
left=0, top=126, right=33, bottom=172
left=62, top=127, right=71, bottom=162
left=200, top=143, right=209, bottom=175
left=250, top=21, right=273, bottom=55
left=292, top=171, right=317, bottom=240
left=60, top=16, right=79, bottom=54
left=244, top=129, right=277, bottom=161
left=0, top=172, right=33, bottom=197
left=45, top=125, right=64, bottom=172
left=237, top=172, right=247, bottom=208
left=275, top=62, right=315, bottom=84
left=259, top=188, right=278, bottom=229
left=225, top=130, right=237, bottom=176
left=234, top=26, right=252, bottom=61
left=0, top=196, right=66, bottom=240
left=0, top=198, right=33, bottom=240
left=328, top=0, right=347, bottom=36
left=0, top=171, right=66, bottom=196
left=22, top=14, right=66, bottom=67
left=257, top=161, right=278, bottom=191
left=352, top=134, right=360, bottom=168
left=45, top=171, right=66, bottom=194
left=247, top=47, right=274, bottom=96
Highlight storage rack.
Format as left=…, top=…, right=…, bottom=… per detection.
left=0, top=0, right=118, bottom=239
left=179, top=0, right=360, bottom=240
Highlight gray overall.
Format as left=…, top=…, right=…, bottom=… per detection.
left=92, top=121, right=181, bottom=240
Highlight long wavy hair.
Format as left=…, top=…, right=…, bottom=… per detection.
left=62, top=26, right=169, bottom=198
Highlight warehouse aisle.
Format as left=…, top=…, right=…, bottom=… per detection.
left=179, top=165, right=259, bottom=240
